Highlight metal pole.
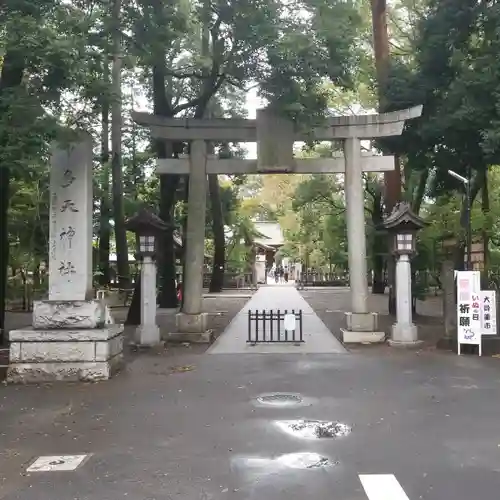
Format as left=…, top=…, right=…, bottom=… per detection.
left=466, top=168, right=472, bottom=271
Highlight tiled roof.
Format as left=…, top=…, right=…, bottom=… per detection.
left=253, top=221, right=284, bottom=246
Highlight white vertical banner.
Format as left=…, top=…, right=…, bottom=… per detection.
left=456, top=271, right=482, bottom=354
left=480, top=290, right=497, bottom=335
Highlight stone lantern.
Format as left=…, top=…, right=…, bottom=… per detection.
left=125, top=208, right=168, bottom=346
left=382, top=202, right=427, bottom=347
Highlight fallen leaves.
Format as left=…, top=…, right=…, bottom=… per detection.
left=170, top=365, right=195, bottom=374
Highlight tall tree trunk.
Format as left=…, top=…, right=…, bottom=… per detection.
left=370, top=0, right=400, bottom=311
left=130, top=87, right=139, bottom=200
left=412, top=169, right=429, bottom=215
left=180, top=176, right=189, bottom=307
left=209, top=174, right=225, bottom=292
left=148, top=0, right=180, bottom=308
left=481, top=169, right=489, bottom=287
left=98, top=61, right=111, bottom=286
left=110, top=0, right=130, bottom=288
left=0, top=49, right=25, bottom=343
left=371, top=190, right=386, bottom=294
left=154, top=96, right=179, bottom=309
left=0, top=167, right=11, bottom=344
left=454, top=173, right=482, bottom=270
left=158, top=170, right=180, bottom=308
left=125, top=272, right=141, bottom=325
left=370, top=0, right=389, bottom=98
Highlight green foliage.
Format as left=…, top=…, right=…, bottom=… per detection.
left=382, top=0, right=500, bottom=198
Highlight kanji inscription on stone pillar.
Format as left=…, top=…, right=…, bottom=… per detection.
left=49, top=134, right=93, bottom=301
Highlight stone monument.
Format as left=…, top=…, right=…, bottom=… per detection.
left=7, top=134, right=124, bottom=383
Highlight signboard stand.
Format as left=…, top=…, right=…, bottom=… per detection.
left=480, top=290, right=497, bottom=336
left=456, top=271, right=482, bottom=356
left=457, top=337, right=482, bottom=356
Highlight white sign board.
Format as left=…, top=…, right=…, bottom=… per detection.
left=284, top=314, right=296, bottom=332
left=456, top=271, right=482, bottom=355
left=480, top=290, right=497, bottom=335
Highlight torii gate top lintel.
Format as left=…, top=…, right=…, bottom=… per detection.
left=131, top=105, right=422, bottom=142
left=132, top=105, right=422, bottom=173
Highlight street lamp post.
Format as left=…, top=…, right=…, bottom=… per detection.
left=448, top=169, right=472, bottom=270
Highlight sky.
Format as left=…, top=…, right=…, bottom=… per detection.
left=243, top=87, right=266, bottom=159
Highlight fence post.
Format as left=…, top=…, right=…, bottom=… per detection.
left=299, top=310, right=303, bottom=342
left=248, top=310, right=252, bottom=343
left=256, top=310, right=260, bottom=343
left=263, top=309, right=267, bottom=341
left=270, top=309, right=274, bottom=342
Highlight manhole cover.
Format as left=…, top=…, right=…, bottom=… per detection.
left=257, top=393, right=303, bottom=406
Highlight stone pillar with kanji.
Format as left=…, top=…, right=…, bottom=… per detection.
left=7, top=133, right=125, bottom=383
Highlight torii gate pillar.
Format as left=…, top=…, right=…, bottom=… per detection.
left=173, top=140, right=211, bottom=342
left=341, top=137, right=380, bottom=342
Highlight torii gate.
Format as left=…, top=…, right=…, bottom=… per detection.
left=133, top=106, right=422, bottom=343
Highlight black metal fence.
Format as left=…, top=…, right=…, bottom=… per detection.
left=202, top=272, right=254, bottom=288
left=296, top=272, right=349, bottom=288
left=247, top=309, right=303, bottom=344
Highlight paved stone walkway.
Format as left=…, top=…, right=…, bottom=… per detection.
left=208, top=285, right=346, bottom=354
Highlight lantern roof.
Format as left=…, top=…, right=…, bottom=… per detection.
left=125, top=208, right=170, bottom=234
left=381, top=201, right=427, bottom=232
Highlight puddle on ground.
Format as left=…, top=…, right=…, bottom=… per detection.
left=234, top=452, right=337, bottom=471
left=256, top=393, right=303, bottom=407
left=275, top=419, right=351, bottom=439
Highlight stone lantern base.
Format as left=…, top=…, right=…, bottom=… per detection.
left=165, top=312, right=212, bottom=343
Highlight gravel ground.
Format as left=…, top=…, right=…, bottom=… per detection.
left=1, top=290, right=253, bottom=371
left=300, top=287, right=444, bottom=348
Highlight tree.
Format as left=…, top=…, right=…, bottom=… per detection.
left=125, top=0, right=363, bottom=305
left=0, top=0, right=97, bottom=340
left=383, top=0, right=500, bottom=273
left=110, top=0, right=130, bottom=287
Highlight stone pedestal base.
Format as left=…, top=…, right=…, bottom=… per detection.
left=176, top=312, right=208, bottom=333
left=391, top=323, right=419, bottom=345
left=388, top=339, right=423, bottom=349
left=341, top=312, right=385, bottom=344
left=165, top=331, right=213, bottom=344
left=166, top=312, right=211, bottom=343
left=345, top=312, right=378, bottom=331
left=135, top=324, right=161, bottom=346
left=33, top=300, right=106, bottom=329
left=7, top=325, right=124, bottom=383
left=341, top=329, right=385, bottom=344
